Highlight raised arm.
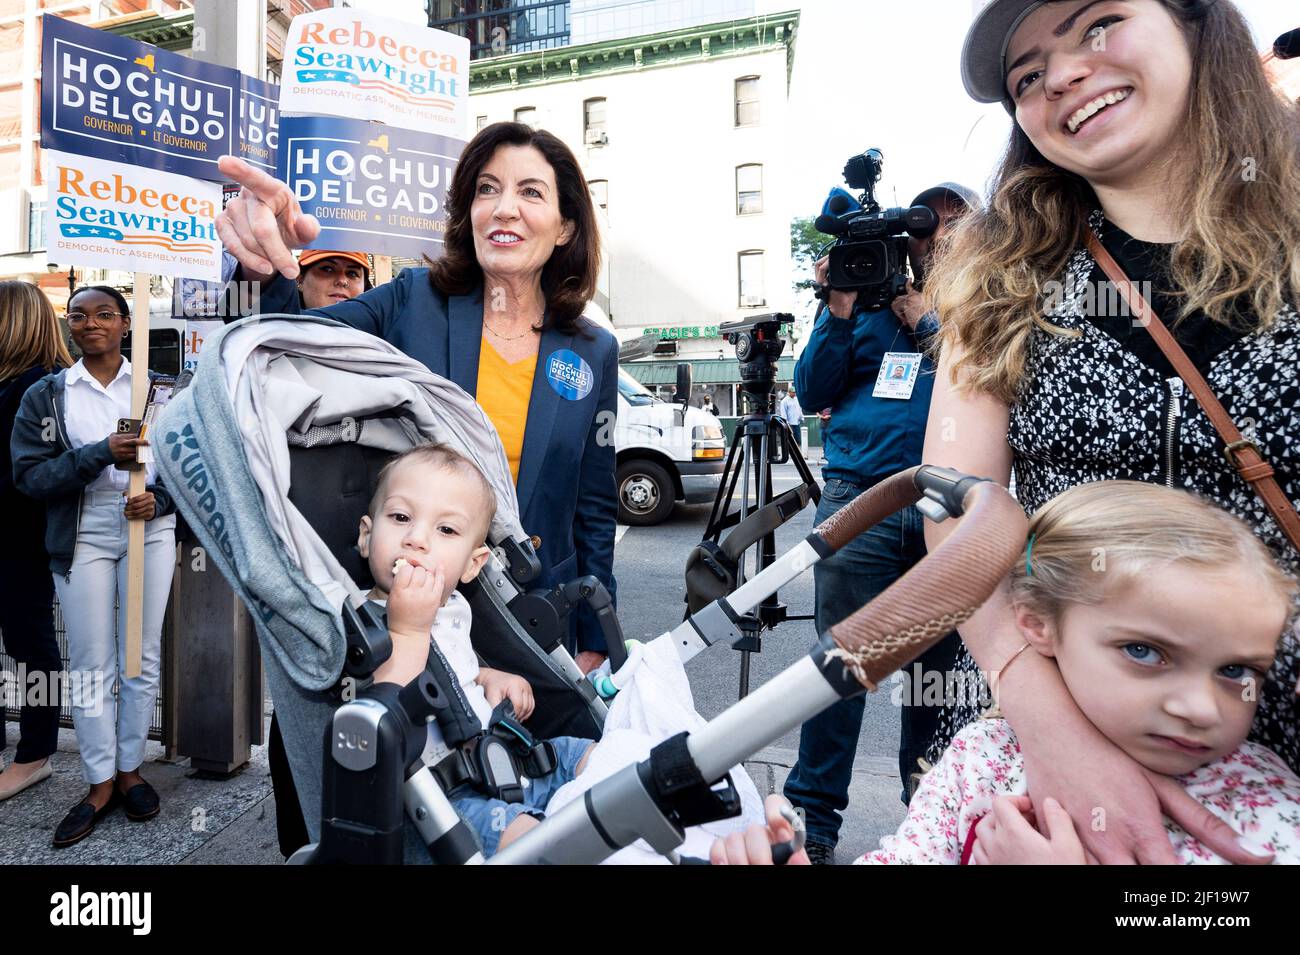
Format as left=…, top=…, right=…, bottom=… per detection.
left=792, top=258, right=863, bottom=411
left=922, top=344, right=1272, bottom=865
left=215, top=155, right=320, bottom=284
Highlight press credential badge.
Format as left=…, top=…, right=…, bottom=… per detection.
left=872, top=352, right=922, bottom=400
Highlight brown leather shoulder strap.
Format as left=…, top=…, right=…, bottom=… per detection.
left=1085, top=232, right=1300, bottom=554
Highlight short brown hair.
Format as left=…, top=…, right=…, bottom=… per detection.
left=368, top=444, right=497, bottom=541
left=425, top=122, right=600, bottom=336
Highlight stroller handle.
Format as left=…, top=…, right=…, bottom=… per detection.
left=811, top=464, right=981, bottom=553
left=821, top=469, right=1027, bottom=691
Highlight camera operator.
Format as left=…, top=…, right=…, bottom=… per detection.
left=784, top=182, right=977, bottom=864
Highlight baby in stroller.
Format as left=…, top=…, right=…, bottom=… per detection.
left=358, top=443, right=596, bottom=857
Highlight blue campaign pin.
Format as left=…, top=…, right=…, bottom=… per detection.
left=545, top=349, right=594, bottom=401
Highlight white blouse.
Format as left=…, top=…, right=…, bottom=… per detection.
left=63, top=358, right=158, bottom=492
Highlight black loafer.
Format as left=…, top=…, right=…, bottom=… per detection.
left=120, top=781, right=160, bottom=821
left=52, top=791, right=120, bottom=849
left=804, top=840, right=837, bottom=866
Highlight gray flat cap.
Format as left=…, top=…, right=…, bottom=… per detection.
left=961, top=0, right=1047, bottom=105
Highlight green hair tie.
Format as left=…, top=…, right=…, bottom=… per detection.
left=1025, top=533, right=1036, bottom=577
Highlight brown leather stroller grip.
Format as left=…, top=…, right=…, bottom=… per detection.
left=812, top=466, right=927, bottom=553
left=823, top=474, right=1027, bottom=691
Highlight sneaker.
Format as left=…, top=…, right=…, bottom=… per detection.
left=804, top=840, right=836, bottom=866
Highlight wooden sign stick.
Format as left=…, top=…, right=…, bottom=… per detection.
left=373, top=254, right=392, bottom=286
left=124, top=273, right=151, bottom=679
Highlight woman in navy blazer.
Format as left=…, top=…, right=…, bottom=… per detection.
left=216, top=124, right=617, bottom=667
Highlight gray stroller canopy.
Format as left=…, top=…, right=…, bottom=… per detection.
left=155, top=314, right=527, bottom=692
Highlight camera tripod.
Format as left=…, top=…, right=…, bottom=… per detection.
left=693, top=316, right=821, bottom=698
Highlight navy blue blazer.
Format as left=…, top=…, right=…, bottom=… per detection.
left=244, top=267, right=619, bottom=653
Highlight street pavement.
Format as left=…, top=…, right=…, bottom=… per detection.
left=0, top=460, right=907, bottom=864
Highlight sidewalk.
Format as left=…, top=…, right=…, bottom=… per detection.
left=0, top=731, right=903, bottom=865
left=0, top=722, right=281, bottom=865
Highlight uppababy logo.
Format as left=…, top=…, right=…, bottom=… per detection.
left=164, top=425, right=235, bottom=564
left=50, top=885, right=151, bottom=935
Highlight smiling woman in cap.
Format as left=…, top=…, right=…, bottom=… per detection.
left=916, top=0, right=1300, bottom=865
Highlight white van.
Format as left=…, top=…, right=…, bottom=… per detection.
left=614, top=367, right=726, bottom=526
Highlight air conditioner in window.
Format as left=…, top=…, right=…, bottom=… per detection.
left=584, top=130, right=609, bottom=145
left=741, top=294, right=766, bottom=307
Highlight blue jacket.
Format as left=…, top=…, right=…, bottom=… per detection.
left=11, top=368, right=177, bottom=577
left=240, top=268, right=619, bottom=654
left=794, top=303, right=940, bottom=487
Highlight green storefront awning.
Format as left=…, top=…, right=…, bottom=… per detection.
left=622, top=357, right=796, bottom=386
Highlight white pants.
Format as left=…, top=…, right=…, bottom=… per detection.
left=53, top=491, right=176, bottom=784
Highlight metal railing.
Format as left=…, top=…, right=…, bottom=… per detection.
left=1, top=594, right=169, bottom=743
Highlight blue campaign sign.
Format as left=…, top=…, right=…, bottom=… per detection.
left=237, top=76, right=281, bottom=174
left=278, top=115, right=463, bottom=258
left=41, top=14, right=239, bottom=180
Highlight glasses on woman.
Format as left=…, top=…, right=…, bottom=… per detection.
left=64, top=310, right=125, bottom=326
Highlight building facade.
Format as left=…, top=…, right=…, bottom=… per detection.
left=467, top=8, right=798, bottom=414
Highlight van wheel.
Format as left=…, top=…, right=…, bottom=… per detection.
left=617, top=460, right=675, bottom=526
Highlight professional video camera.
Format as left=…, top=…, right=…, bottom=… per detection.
left=815, top=149, right=939, bottom=311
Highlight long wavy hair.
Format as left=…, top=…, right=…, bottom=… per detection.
left=426, top=122, right=600, bottom=336
left=0, top=281, right=74, bottom=382
left=928, top=0, right=1300, bottom=403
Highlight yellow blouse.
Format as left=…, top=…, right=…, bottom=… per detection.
left=476, top=337, right=536, bottom=483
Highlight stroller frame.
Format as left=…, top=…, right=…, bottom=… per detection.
left=294, top=464, right=1025, bottom=865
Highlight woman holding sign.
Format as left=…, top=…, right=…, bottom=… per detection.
left=11, top=285, right=178, bottom=848
left=216, top=123, right=618, bottom=673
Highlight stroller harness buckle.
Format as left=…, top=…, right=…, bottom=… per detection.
left=431, top=699, right=558, bottom=804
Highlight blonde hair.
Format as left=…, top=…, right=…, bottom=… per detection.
left=368, top=443, right=497, bottom=540
left=0, top=281, right=74, bottom=382
left=927, top=0, right=1300, bottom=403
left=1009, top=481, right=1297, bottom=623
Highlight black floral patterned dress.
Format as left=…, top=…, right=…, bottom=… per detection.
left=927, top=210, right=1300, bottom=774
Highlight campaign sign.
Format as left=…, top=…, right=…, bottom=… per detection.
left=279, top=115, right=462, bottom=258
left=41, top=15, right=238, bottom=181
left=238, top=76, right=281, bottom=174
left=46, top=149, right=223, bottom=281
left=280, top=8, right=470, bottom=137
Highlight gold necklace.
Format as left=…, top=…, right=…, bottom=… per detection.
left=483, top=318, right=539, bottom=342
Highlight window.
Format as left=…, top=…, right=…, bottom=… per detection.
left=588, top=179, right=608, bottom=212
left=583, top=97, right=606, bottom=144
left=28, top=200, right=45, bottom=252
left=476, top=115, right=488, bottom=131
left=514, top=107, right=538, bottom=128
left=736, top=164, right=762, bottom=215
left=738, top=251, right=765, bottom=307
left=734, top=76, right=760, bottom=126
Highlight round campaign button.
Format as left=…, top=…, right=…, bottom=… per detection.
left=545, top=348, right=594, bottom=401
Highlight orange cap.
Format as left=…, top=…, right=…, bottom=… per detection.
left=298, top=249, right=371, bottom=276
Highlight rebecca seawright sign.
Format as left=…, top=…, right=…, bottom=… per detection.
left=45, top=149, right=223, bottom=281
left=279, top=8, right=470, bottom=137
